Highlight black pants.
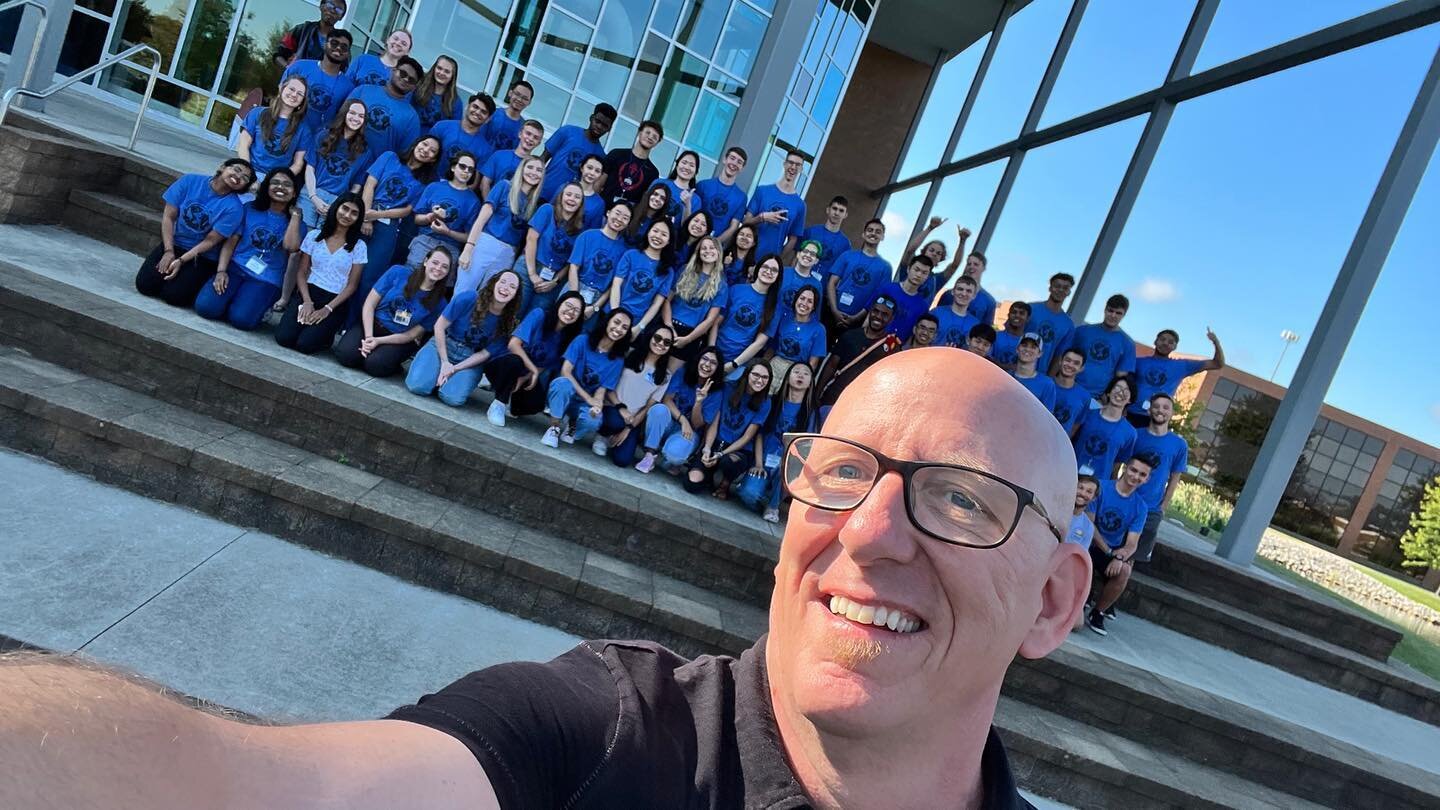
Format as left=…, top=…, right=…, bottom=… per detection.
left=275, top=285, right=345, bottom=354
left=684, top=448, right=750, bottom=494
left=333, top=322, right=418, bottom=378
left=135, top=244, right=217, bottom=307
left=484, top=354, right=550, bottom=416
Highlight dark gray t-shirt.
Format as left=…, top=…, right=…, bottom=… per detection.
left=386, top=636, right=1032, bottom=809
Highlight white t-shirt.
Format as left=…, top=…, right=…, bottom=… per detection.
left=613, top=364, right=666, bottom=414
left=302, top=229, right=369, bottom=294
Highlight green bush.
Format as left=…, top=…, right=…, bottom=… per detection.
left=1168, top=481, right=1234, bottom=531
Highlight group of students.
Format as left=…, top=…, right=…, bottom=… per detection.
left=129, top=22, right=1226, bottom=539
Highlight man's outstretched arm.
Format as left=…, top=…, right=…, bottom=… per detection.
left=1, top=652, right=498, bottom=810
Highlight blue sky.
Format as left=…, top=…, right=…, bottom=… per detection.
left=875, top=0, right=1440, bottom=448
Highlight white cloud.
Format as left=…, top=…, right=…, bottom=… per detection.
left=1136, top=277, right=1179, bottom=303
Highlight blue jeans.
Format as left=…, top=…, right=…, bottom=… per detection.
left=405, top=339, right=484, bottom=407
left=736, top=456, right=784, bottom=512
left=601, top=402, right=673, bottom=466
left=299, top=188, right=339, bottom=230
left=407, top=231, right=461, bottom=270
left=351, top=219, right=401, bottom=327
left=546, top=377, right=602, bottom=440
left=193, top=272, right=280, bottom=331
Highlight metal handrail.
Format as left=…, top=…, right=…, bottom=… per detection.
left=0, top=0, right=49, bottom=91
left=0, top=43, right=162, bottom=151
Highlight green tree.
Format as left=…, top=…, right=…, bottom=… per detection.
left=1207, top=392, right=1278, bottom=500
left=1400, top=476, right=1440, bottom=571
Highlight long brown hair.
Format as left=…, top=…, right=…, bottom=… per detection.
left=475, top=269, right=523, bottom=339
left=402, top=245, right=452, bottom=310
left=552, top=182, right=586, bottom=235
left=414, top=55, right=460, bottom=120
left=260, top=76, right=310, bottom=155
left=319, top=100, right=369, bottom=161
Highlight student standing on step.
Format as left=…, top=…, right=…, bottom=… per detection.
left=966, top=323, right=996, bottom=359
left=537, top=102, right=616, bottom=204
left=656, top=150, right=703, bottom=231
left=1128, top=327, right=1225, bottom=428
left=991, top=302, right=1030, bottom=368
left=866, top=254, right=933, bottom=342
left=824, top=218, right=889, bottom=336
left=411, top=56, right=463, bottom=130
left=405, top=151, right=479, bottom=269
left=1071, top=376, right=1137, bottom=478
left=722, top=223, right=759, bottom=287
left=903, top=314, right=938, bottom=351
left=565, top=200, right=630, bottom=319
left=542, top=309, right=632, bottom=448
left=484, top=291, right=586, bottom=426
left=574, top=155, right=608, bottom=229
left=519, top=182, right=586, bottom=315
left=343, top=56, right=423, bottom=157
left=274, top=191, right=367, bottom=353
left=1129, top=394, right=1189, bottom=565
left=686, top=362, right=772, bottom=499
left=610, top=219, right=675, bottom=337
left=135, top=158, right=253, bottom=307
left=1026, top=272, right=1075, bottom=373
left=697, top=145, right=748, bottom=242
left=354, top=134, right=441, bottom=325
left=479, top=119, right=544, bottom=199
left=480, top=79, right=533, bottom=156
left=663, top=235, right=726, bottom=369
left=281, top=29, right=353, bottom=134
left=622, top=183, right=673, bottom=249
left=194, top=168, right=302, bottom=330
left=272, top=0, right=346, bottom=68
left=601, top=120, right=662, bottom=205
left=1010, top=333, right=1057, bottom=410
left=765, top=287, right=826, bottom=392
left=736, top=361, right=815, bottom=523
left=901, top=216, right=969, bottom=300
left=1050, top=347, right=1091, bottom=434
left=428, top=92, right=496, bottom=167
left=932, top=251, right=995, bottom=328
left=1055, top=293, right=1136, bottom=397
left=743, top=149, right=806, bottom=257
left=672, top=211, right=712, bottom=270
left=715, top=254, right=782, bottom=382
left=456, top=156, right=544, bottom=294
left=930, top=274, right=979, bottom=349
left=404, top=269, right=521, bottom=406
left=300, top=100, right=370, bottom=231
left=777, top=240, right=824, bottom=319
left=335, top=245, right=451, bottom=377
left=596, top=326, right=675, bottom=465
left=346, top=28, right=412, bottom=88
left=1085, top=454, right=1154, bottom=636
left=798, top=196, right=851, bottom=280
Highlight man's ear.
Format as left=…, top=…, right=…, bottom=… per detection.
left=1018, top=544, right=1090, bottom=660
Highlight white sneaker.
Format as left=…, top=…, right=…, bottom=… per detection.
left=591, top=436, right=609, bottom=457
left=763, top=508, right=780, bottom=524
left=635, top=452, right=657, bottom=474
left=541, top=426, right=561, bottom=448
left=486, top=399, right=507, bottom=427
left=561, top=425, right=577, bottom=444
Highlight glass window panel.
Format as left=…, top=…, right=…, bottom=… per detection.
left=622, top=34, right=668, bottom=119
left=777, top=101, right=805, bottom=146
left=609, top=116, right=637, bottom=151
left=1347, top=467, right=1371, bottom=487
left=1308, top=456, right=1332, bottom=476
left=930, top=159, right=1009, bottom=254
left=1318, top=437, right=1340, bottom=457
left=1199, top=411, right=1221, bottom=431
left=1362, top=436, right=1385, bottom=455
left=75, top=0, right=118, bottom=14
left=951, top=0, right=1072, bottom=160
left=688, top=91, right=737, bottom=158
left=1215, top=378, right=1237, bottom=398
left=503, top=0, right=544, bottom=62
left=790, top=67, right=814, bottom=108
left=813, top=64, right=845, bottom=128
left=800, top=120, right=823, bottom=155
left=104, top=73, right=208, bottom=125
left=1325, top=420, right=1347, bottom=440
left=1380, top=480, right=1401, bottom=501
left=652, top=48, right=705, bottom=142
left=553, top=0, right=600, bottom=24
left=412, top=0, right=508, bottom=94
left=522, top=72, right=570, bottom=131
left=580, top=0, right=647, bottom=101
left=1342, top=429, right=1367, bottom=449
left=1357, top=453, right=1376, bottom=472
left=714, top=1, right=767, bottom=81
left=107, top=0, right=186, bottom=75
left=1335, top=445, right=1358, bottom=465
left=206, top=98, right=239, bottom=137
left=1195, top=0, right=1392, bottom=72
left=56, top=9, right=108, bottom=76
left=351, top=0, right=381, bottom=33
left=1321, top=475, right=1343, bottom=496
left=746, top=0, right=773, bottom=13
left=1396, top=449, right=1417, bottom=469
left=1041, top=0, right=1192, bottom=127
left=876, top=182, right=932, bottom=270
left=706, top=67, right=744, bottom=105
left=216, top=0, right=308, bottom=99
left=834, top=11, right=863, bottom=65
left=650, top=138, right=679, bottom=175
left=650, top=0, right=683, bottom=37
left=802, top=3, right=835, bottom=76
left=530, top=10, right=591, bottom=87
left=674, top=0, right=727, bottom=60
left=896, top=33, right=989, bottom=180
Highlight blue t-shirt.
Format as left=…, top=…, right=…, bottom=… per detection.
left=482, top=149, right=523, bottom=186
left=869, top=282, right=928, bottom=341
left=799, top=224, right=851, bottom=279
left=367, top=151, right=425, bottom=213
left=306, top=130, right=374, bottom=195
left=162, top=173, right=244, bottom=260
left=346, top=53, right=395, bottom=89
left=1131, top=356, right=1207, bottom=416
left=1065, top=512, right=1095, bottom=548
left=1132, top=430, right=1189, bottom=513
left=1012, top=372, right=1057, bottom=410
left=480, top=180, right=530, bottom=246
left=528, top=204, right=581, bottom=280
left=281, top=60, right=354, bottom=131
left=228, top=207, right=290, bottom=287
left=413, top=180, right=480, bottom=249
left=654, top=178, right=701, bottom=230
left=760, top=400, right=809, bottom=464
left=669, top=272, right=728, bottom=328
left=778, top=266, right=824, bottom=320
left=568, top=229, right=627, bottom=297
left=696, top=177, right=747, bottom=236
left=241, top=108, right=309, bottom=177
left=931, top=306, right=979, bottom=349
left=372, top=264, right=447, bottom=333
left=1063, top=323, right=1137, bottom=396
left=581, top=193, right=605, bottom=230
left=991, top=331, right=1023, bottom=367
left=970, top=287, right=996, bottom=330
left=703, top=385, right=773, bottom=447
left=511, top=308, right=568, bottom=372
left=613, top=250, right=673, bottom=318
left=828, top=250, right=891, bottom=317
left=429, top=119, right=495, bottom=169
left=1025, top=303, right=1074, bottom=372
left=716, top=283, right=780, bottom=361
left=345, top=84, right=421, bottom=159
left=563, top=335, right=625, bottom=393
left=441, top=291, right=511, bottom=359
left=665, top=373, right=705, bottom=421
left=772, top=318, right=827, bottom=363
left=481, top=111, right=524, bottom=154
left=415, top=92, right=463, bottom=130
left=1088, top=480, right=1149, bottom=549
left=1072, top=410, right=1137, bottom=479
left=746, top=184, right=805, bottom=257
left=1051, top=382, right=1092, bottom=434
left=539, top=125, right=606, bottom=202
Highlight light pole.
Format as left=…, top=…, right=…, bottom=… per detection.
left=1270, top=330, right=1299, bottom=382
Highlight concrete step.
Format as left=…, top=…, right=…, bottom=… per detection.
left=63, top=189, right=156, bottom=256
left=6, top=109, right=193, bottom=209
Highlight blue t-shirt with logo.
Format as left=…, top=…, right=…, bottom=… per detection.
left=480, top=180, right=530, bottom=246
left=568, top=229, right=627, bottom=297
left=1065, top=512, right=1095, bottom=548
left=413, top=180, right=480, bottom=250
left=539, top=125, right=605, bottom=202
left=372, top=264, right=447, bottom=333
left=511, top=308, right=567, bottom=373
left=441, top=291, right=511, bottom=359
left=528, top=204, right=581, bottom=280
left=1132, top=429, right=1189, bottom=513
left=717, top=283, right=780, bottom=361
left=228, top=207, right=290, bottom=287
left=1025, top=303, right=1074, bottom=372
left=696, top=178, right=747, bottom=236
left=665, top=373, right=705, bottom=421
left=655, top=178, right=701, bottom=231
left=1131, top=356, right=1207, bottom=416
left=612, top=250, right=673, bottom=318
left=307, top=131, right=375, bottom=196
left=669, top=273, right=728, bottom=328
left=162, top=173, right=244, bottom=260
left=799, top=224, right=851, bottom=280
left=481, top=111, right=524, bottom=154
left=563, top=335, right=625, bottom=393
left=778, top=266, right=824, bottom=322
left=241, top=108, right=310, bottom=177
left=829, top=250, right=891, bottom=317
left=1051, top=382, right=1091, bottom=434
left=1072, top=409, right=1137, bottom=479
left=1088, top=479, right=1149, bottom=549
left=415, top=92, right=464, bottom=130
left=1063, top=323, right=1137, bottom=396
left=1012, top=372, right=1057, bottom=410
left=761, top=399, right=809, bottom=462
left=930, top=306, right=979, bottom=349
left=991, top=331, right=1023, bottom=367
left=281, top=60, right=354, bottom=132
left=367, top=151, right=425, bottom=213
left=772, top=318, right=827, bottom=363
left=745, top=184, right=805, bottom=257
left=581, top=193, right=605, bottom=230
left=429, top=119, right=495, bottom=169
left=344, top=84, right=421, bottom=159
left=345, top=53, right=394, bottom=89
left=868, top=282, right=928, bottom=341
left=703, top=385, right=773, bottom=447
left=482, top=149, right=523, bottom=187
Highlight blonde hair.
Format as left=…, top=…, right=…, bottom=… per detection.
left=674, top=236, right=724, bottom=303
left=507, top=156, right=544, bottom=221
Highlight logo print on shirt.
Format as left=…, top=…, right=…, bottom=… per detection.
left=247, top=225, right=282, bottom=254
left=733, top=304, right=759, bottom=329
left=1096, top=508, right=1124, bottom=536
left=509, top=211, right=529, bottom=232
left=706, top=195, right=729, bottom=217
left=462, top=318, right=494, bottom=350
left=1054, top=405, right=1073, bottom=426
left=589, top=249, right=615, bottom=277
left=1088, top=341, right=1111, bottom=362
left=368, top=104, right=393, bottom=132
left=1037, top=322, right=1055, bottom=343
left=310, top=86, right=333, bottom=115
left=322, top=150, right=353, bottom=178
left=180, top=202, right=212, bottom=233
left=943, top=329, right=966, bottom=348
left=548, top=231, right=575, bottom=266
left=780, top=335, right=802, bottom=359
left=1144, top=366, right=1168, bottom=386
left=580, top=367, right=601, bottom=390
left=617, top=162, right=644, bottom=193
left=1082, top=434, right=1109, bottom=458
left=630, top=269, right=655, bottom=295
left=564, top=150, right=585, bottom=173
left=849, top=265, right=872, bottom=288
left=435, top=201, right=459, bottom=223
left=358, top=69, right=387, bottom=87
left=723, top=405, right=748, bottom=431
left=379, top=175, right=410, bottom=209
left=488, top=126, right=517, bottom=151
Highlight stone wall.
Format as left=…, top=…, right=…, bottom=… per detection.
left=0, top=126, right=124, bottom=224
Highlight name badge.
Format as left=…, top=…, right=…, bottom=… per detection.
left=839, top=292, right=854, bottom=307
left=539, top=266, right=557, bottom=282
left=243, top=255, right=269, bottom=276
left=580, top=286, right=600, bottom=305
left=1078, top=463, right=1094, bottom=476
left=764, top=452, right=781, bottom=470
left=392, top=308, right=412, bottom=326
left=377, top=217, right=393, bottom=226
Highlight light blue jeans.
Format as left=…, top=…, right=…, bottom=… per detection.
left=405, top=339, right=484, bottom=407
left=546, top=376, right=603, bottom=439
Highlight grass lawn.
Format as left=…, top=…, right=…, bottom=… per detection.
left=1351, top=563, right=1440, bottom=613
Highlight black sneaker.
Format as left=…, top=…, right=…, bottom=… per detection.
left=1102, top=606, right=1118, bottom=621
left=1086, top=610, right=1108, bottom=636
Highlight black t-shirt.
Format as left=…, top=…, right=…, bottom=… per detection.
left=386, top=636, right=1032, bottom=809
left=819, top=329, right=900, bottom=407
left=601, top=148, right=659, bottom=206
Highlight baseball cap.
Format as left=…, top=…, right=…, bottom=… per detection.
left=871, top=295, right=897, bottom=311
left=1020, top=331, right=1043, bottom=350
